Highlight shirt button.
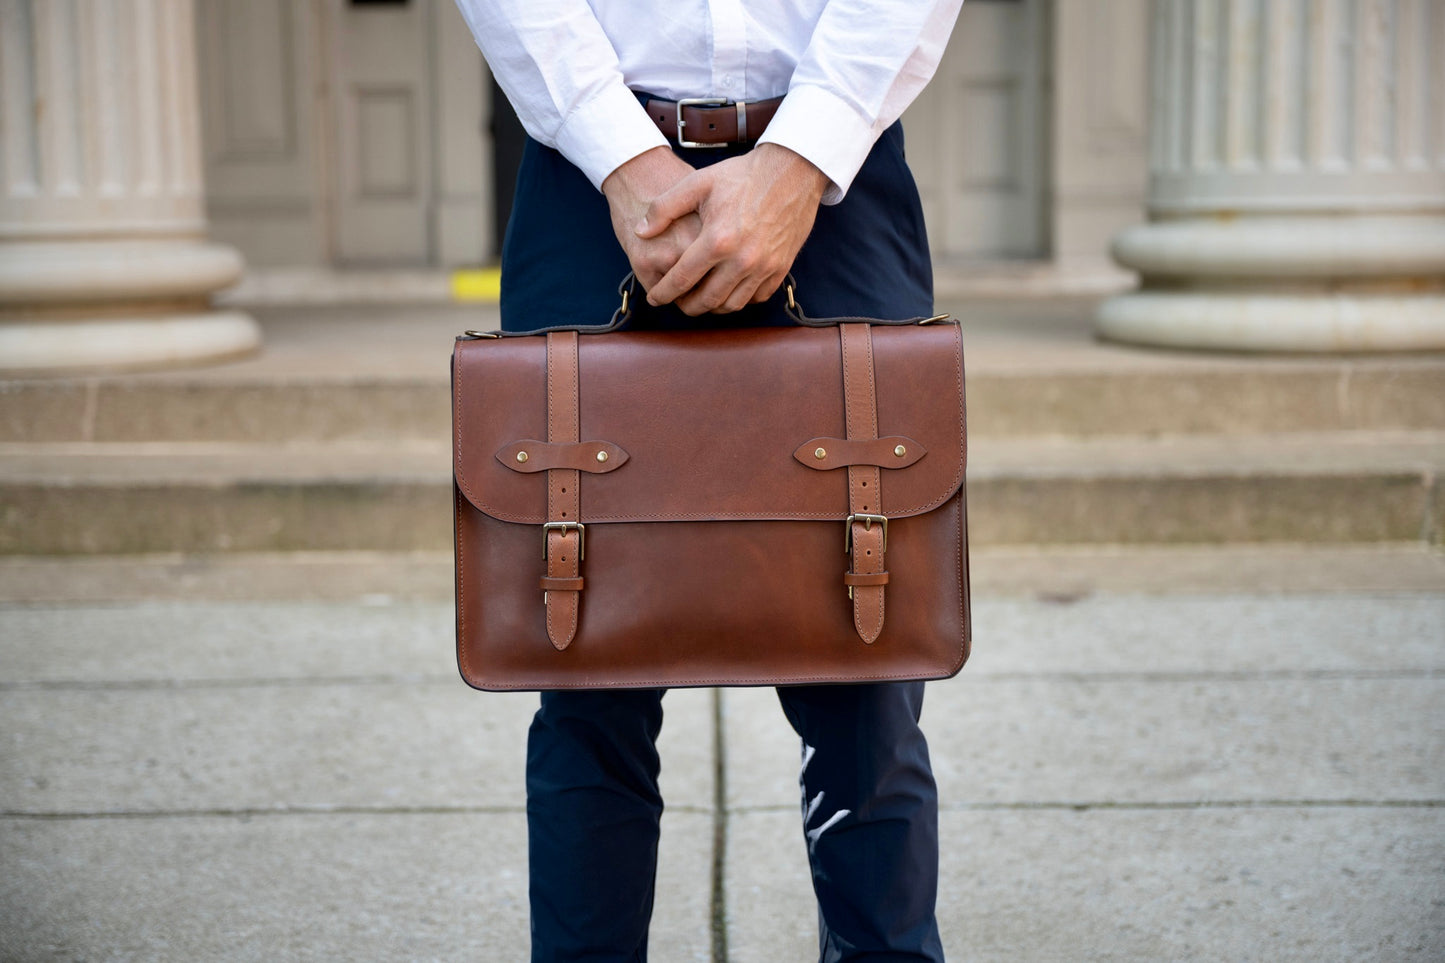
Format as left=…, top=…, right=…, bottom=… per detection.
left=722, top=75, right=734, bottom=88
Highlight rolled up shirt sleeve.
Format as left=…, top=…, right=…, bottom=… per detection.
left=756, top=0, right=965, bottom=205
left=453, top=0, right=666, bottom=191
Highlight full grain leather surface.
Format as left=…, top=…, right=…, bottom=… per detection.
left=454, top=324, right=965, bottom=524
left=455, top=488, right=969, bottom=690
left=452, top=322, right=970, bottom=691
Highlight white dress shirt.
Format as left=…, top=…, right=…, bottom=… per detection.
left=454, top=0, right=963, bottom=204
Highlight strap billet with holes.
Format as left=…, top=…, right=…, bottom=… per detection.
left=543, top=331, right=583, bottom=650
left=839, top=323, right=889, bottom=643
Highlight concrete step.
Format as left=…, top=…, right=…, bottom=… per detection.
left=1, top=544, right=1442, bottom=603
left=2, top=432, right=1440, bottom=553
left=5, top=354, right=1442, bottom=443
left=3, top=301, right=1441, bottom=443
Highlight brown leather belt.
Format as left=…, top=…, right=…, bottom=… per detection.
left=645, top=96, right=784, bottom=148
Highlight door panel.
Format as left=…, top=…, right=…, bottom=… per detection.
left=197, top=0, right=324, bottom=266
left=331, top=0, right=432, bottom=263
left=903, top=0, right=1047, bottom=260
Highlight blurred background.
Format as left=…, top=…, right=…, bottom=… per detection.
left=0, top=1, right=1442, bottom=961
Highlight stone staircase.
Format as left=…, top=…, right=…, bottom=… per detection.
left=2, top=298, right=1442, bottom=557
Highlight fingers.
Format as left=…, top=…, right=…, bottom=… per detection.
left=637, top=147, right=823, bottom=312
left=751, top=270, right=788, bottom=305
left=636, top=173, right=710, bottom=239
left=678, top=269, right=759, bottom=317
left=649, top=228, right=767, bottom=313
left=624, top=213, right=701, bottom=290
left=645, top=241, right=713, bottom=307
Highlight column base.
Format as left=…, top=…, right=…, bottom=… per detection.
left=1096, top=291, right=1445, bottom=353
left=0, top=311, right=261, bottom=374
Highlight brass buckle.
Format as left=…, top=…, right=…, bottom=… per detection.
left=843, top=513, right=888, bottom=554
left=676, top=97, right=730, bottom=149
left=542, top=521, right=586, bottom=561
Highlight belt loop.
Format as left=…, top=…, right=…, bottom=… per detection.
left=735, top=100, right=748, bottom=143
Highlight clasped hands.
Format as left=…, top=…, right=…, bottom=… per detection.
left=601, top=144, right=830, bottom=316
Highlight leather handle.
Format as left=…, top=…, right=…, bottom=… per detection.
left=780, top=276, right=944, bottom=328
left=460, top=274, right=951, bottom=339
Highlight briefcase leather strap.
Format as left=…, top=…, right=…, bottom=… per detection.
left=459, top=274, right=952, bottom=340
left=840, top=323, right=888, bottom=644
left=543, top=331, right=583, bottom=650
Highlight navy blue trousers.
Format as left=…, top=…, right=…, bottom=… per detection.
left=502, top=118, right=944, bottom=963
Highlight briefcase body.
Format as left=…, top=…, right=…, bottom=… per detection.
left=452, top=318, right=969, bottom=690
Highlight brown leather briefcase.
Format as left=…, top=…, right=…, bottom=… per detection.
left=452, top=286, right=970, bottom=690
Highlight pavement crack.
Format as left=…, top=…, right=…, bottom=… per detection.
left=729, top=799, right=1445, bottom=815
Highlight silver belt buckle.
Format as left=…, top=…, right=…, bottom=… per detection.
left=676, top=97, right=730, bottom=149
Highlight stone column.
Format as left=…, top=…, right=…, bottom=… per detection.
left=0, top=0, right=259, bottom=372
left=1098, top=0, right=1445, bottom=352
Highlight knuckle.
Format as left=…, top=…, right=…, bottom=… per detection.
left=709, top=229, right=739, bottom=255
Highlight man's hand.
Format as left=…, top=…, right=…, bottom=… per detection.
left=601, top=147, right=702, bottom=290
left=635, top=144, right=830, bottom=315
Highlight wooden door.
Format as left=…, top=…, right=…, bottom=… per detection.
left=903, top=0, right=1048, bottom=260
left=329, top=0, right=434, bottom=264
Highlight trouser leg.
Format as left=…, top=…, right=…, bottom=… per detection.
left=526, top=688, right=666, bottom=962
left=776, top=681, right=945, bottom=963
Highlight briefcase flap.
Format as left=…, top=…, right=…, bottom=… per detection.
left=452, top=323, right=965, bottom=525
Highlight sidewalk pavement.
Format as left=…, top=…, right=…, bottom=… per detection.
left=1, top=547, right=1442, bottom=961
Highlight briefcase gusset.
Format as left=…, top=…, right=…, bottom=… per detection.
left=453, top=320, right=970, bottom=690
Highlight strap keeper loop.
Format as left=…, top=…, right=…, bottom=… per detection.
left=540, top=576, right=585, bottom=592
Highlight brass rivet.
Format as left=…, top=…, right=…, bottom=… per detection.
left=516, top=451, right=529, bottom=463
left=814, top=447, right=827, bottom=460
left=894, top=445, right=907, bottom=457
left=596, top=450, right=609, bottom=463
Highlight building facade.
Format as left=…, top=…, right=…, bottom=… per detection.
left=193, top=0, right=1150, bottom=277
left=3, top=0, right=1442, bottom=370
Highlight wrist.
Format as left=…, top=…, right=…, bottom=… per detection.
left=753, top=144, right=829, bottom=204
left=602, top=146, right=688, bottom=203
